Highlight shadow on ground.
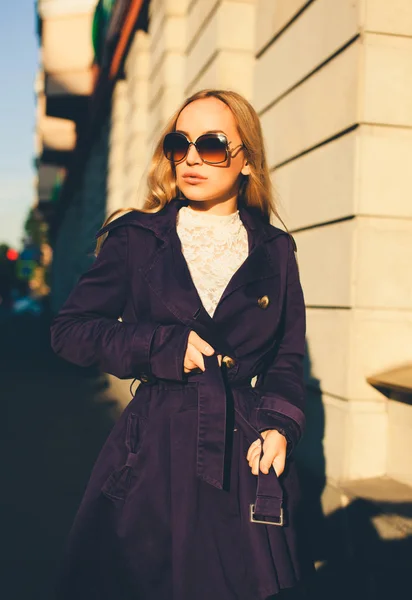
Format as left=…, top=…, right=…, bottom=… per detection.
left=295, top=340, right=412, bottom=600
left=0, top=312, right=121, bottom=600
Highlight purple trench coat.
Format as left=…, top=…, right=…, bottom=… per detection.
left=50, top=197, right=314, bottom=600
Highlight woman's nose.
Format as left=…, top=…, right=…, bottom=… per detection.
left=186, top=143, right=202, bottom=165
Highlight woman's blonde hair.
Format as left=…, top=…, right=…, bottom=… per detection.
left=96, top=88, right=288, bottom=254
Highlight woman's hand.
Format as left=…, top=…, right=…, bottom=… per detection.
left=184, top=330, right=222, bottom=373
left=246, top=429, right=287, bottom=477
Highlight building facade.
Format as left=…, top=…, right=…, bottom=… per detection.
left=36, top=0, right=412, bottom=547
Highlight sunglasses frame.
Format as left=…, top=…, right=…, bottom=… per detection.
left=163, top=131, right=245, bottom=165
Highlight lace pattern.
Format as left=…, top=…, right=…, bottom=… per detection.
left=176, top=205, right=249, bottom=317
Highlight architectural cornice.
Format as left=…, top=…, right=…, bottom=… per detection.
left=38, top=0, right=99, bottom=19
left=47, top=0, right=148, bottom=235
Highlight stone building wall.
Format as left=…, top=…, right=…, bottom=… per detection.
left=251, top=0, right=412, bottom=489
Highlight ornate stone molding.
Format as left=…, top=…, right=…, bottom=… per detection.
left=38, top=0, right=99, bottom=19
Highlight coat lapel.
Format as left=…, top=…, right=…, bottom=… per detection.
left=145, top=198, right=285, bottom=351
left=216, top=243, right=277, bottom=307
left=96, top=197, right=286, bottom=352
left=165, top=198, right=283, bottom=313
left=143, top=227, right=203, bottom=325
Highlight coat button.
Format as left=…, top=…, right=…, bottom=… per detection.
left=257, top=295, right=270, bottom=309
left=222, top=355, right=236, bottom=369
left=140, top=373, right=150, bottom=383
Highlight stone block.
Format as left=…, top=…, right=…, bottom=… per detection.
left=186, top=50, right=255, bottom=99
left=254, top=0, right=359, bottom=113
left=357, top=125, right=412, bottom=218
left=255, top=0, right=310, bottom=54
left=163, top=0, right=190, bottom=16
left=126, top=136, right=150, bottom=167
left=322, top=395, right=349, bottom=482
left=151, top=15, right=186, bottom=71
left=322, top=394, right=387, bottom=482
left=186, top=0, right=220, bottom=50
left=148, top=0, right=164, bottom=43
left=363, top=33, right=412, bottom=127
left=294, top=220, right=354, bottom=308
left=273, top=130, right=357, bottom=230
left=260, top=39, right=360, bottom=167
left=274, top=123, right=412, bottom=232
left=306, top=308, right=352, bottom=400
left=345, top=399, right=387, bottom=480
left=125, top=31, right=150, bottom=81
left=363, top=0, right=412, bottom=36
left=353, top=218, right=412, bottom=310
left=185, top=1, right=255, bottom=91
left=149, top=53, right=185, bottom=106
left=160, top=85, right=186, bottom=123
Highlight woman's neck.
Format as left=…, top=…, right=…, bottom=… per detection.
left=186, top=197, right=238, bottom=216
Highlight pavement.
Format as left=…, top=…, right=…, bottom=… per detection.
left=0, top=311, right=411, bottom=600
left=0, top=311, right=122, bottom=600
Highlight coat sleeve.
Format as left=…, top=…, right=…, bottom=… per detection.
left=50, top=226, right=191, bottom=381
left=254, top=236, right=306, bottom=456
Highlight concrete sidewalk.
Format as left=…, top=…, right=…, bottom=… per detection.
left=0, top=313, right=122, bottom=600
left=1, top=313, right=411, bottom=600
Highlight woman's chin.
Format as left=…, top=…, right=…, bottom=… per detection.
left=179, top=187, right=210, bottom=202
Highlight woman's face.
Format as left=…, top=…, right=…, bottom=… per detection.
left=173, top=97, right=250, bottom=209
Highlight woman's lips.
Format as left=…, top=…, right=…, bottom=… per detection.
left=182, top=176, right=207, bottom=184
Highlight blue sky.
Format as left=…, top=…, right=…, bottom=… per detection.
left=0, top=1, right=38, bottom=249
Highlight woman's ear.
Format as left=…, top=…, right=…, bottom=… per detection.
left=241, top=160, right=251, bottom=176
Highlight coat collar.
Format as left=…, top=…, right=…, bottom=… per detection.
left=96, top=196, right=288, bottom=247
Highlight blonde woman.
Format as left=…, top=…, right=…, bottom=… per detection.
left=51, top=89, right=314, bottom=599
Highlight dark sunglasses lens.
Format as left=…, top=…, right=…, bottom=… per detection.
left=197, top=135, right=227, bottom=163
left=163, top=133, right=189, bottom=162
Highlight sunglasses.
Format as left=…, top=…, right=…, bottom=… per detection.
left=163, top=132, right=244, bottom=165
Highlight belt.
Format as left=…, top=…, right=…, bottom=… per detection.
left=188, top=353, right=284, bottom=526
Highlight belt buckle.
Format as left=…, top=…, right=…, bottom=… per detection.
left=249, top=503, right=284, bottom=526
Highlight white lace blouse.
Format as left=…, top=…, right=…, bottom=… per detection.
left=176, top=205, right=249, bottom=318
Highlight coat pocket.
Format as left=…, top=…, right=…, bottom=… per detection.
left=101, top=412, right=148, bottom=502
